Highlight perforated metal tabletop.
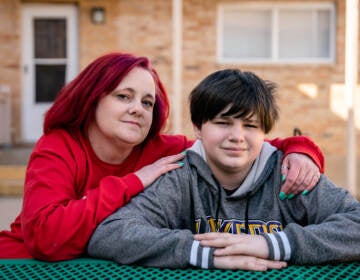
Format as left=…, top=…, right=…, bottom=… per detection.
left=0, top=258, right=359, bottom=280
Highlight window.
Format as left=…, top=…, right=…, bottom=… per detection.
left=217, top=2, right=335, bottom=63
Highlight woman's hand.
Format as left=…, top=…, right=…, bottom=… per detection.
left=194, top=232, right=286, bottom=271
left=280, top=153, right=321, bottom=199
left=135, top=152, right=186, bottom=188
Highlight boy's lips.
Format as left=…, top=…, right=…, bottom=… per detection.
left=223, top=147, right=247, bottom=151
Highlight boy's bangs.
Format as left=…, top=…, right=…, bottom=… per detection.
left=220, top=101, right=256, bottom=120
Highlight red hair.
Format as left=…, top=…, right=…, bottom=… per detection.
left=44, top=52, right=169, bottom=141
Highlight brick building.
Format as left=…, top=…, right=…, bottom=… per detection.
left=0, top=0, right=359, bottom=193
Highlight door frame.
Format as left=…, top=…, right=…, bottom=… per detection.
left=21, top=3, right=78, bottom=143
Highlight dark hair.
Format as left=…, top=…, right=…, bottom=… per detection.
left=44, top=52, right=169, bottom=141
left=189, top=69, right=279, bottom=133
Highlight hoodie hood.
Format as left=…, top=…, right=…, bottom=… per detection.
left=187, top=139, right=277, bottom=199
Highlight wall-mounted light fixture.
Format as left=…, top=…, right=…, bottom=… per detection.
left=91, top=7, right=105, bottom=24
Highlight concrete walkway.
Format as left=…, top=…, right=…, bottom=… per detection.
left=0, top=196, right=22, bottom=230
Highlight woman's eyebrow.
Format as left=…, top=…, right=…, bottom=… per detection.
left=143, top=93, right=155, bottom=99
left=113, top=88, right=155, bottom=99
left=113, top=87, right=135, bottom=93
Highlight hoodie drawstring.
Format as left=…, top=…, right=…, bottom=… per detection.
left=215, top=185, right=222, bottom=231
left=244, top=198, right=250, bottom=234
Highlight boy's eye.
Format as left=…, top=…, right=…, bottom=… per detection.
left=215, top=121, right=230, bottom=126
left=245, top=123, right=258, bottom=128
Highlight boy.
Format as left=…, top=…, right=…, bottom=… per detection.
left=87, top=69, right=360, bottom=271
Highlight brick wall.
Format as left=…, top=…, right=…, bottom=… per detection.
left=0, top=0, right=21, bottom=143
left=0, top=0, right=359, bottom=189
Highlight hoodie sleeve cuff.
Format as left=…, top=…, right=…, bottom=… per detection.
left=267, top=136, right=325, bottom=173
left=264, top=232, right=292, bottom=261
left=189, top=240, right=215, bottom=269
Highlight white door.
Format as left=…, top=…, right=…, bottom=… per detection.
left=22, top=4, right=78, bottom=142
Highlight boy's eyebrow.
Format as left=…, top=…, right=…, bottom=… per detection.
left=222, top=112, right=257, bottom=120
left=243, top=117, right=260, bottom=125
left=215, top=114, right=234, bottom=121
left=215, top=114, right=259, bottom=124
left=243, top=116, right=258, bottom=121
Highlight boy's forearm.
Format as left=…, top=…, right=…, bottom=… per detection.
left=275, top=216, right=360, bottom=265
left=88, top=212, right=195, bottom=267
left=88, top=172, right=196, bottom=268
left=266, top=178, right=360, bottom=264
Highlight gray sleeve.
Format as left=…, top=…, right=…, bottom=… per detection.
left=87, top=168, right=210, bottom=268
left=265, top=176, right=360, bottom=264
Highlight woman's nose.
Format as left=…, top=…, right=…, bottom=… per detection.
left=128, top=100, right=143, bottom=114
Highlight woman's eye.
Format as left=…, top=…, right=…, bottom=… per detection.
left=116, top=94, right=129, bottom=101
left=142, top=100, right=154, bottom=109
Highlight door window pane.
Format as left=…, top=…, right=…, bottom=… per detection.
left=35, top=65, right=65, bottom=102
left=34, top=19, right=66, bottom=58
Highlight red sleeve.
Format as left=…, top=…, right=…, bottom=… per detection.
left=267, top=136, right=325, bottom=173
left=21, top=133, right=145, bottom=261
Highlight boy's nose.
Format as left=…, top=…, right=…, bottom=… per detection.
left=228, top=125, right=245, bottom=141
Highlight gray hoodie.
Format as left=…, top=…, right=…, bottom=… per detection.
left=87, top=141, right=360, bottom=268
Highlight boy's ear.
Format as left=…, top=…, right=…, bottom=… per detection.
left=193, top=124, right=201, bottom=139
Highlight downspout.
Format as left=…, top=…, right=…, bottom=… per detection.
left=345, top=0, right=358, bottom=195
left=172, top=0, right=183, bottom=133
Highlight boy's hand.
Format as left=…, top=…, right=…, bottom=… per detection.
left=280, top=153, right=321, bottom=199
left=195, top=232, right=269, bottom=258
left=214, top=255, right=287, bottom=271
left=194, top=232, right=287, bottom=271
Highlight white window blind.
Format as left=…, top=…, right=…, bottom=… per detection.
left=218, top=3, right=335, bottom=63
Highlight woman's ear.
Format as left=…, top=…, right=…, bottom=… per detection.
left=193, top=124, right=202, bottom=139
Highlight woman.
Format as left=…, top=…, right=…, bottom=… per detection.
left=0, top=52, right=324, bottom=261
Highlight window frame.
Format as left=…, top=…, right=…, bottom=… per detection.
left=217, top=2, right=336, bottom=64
